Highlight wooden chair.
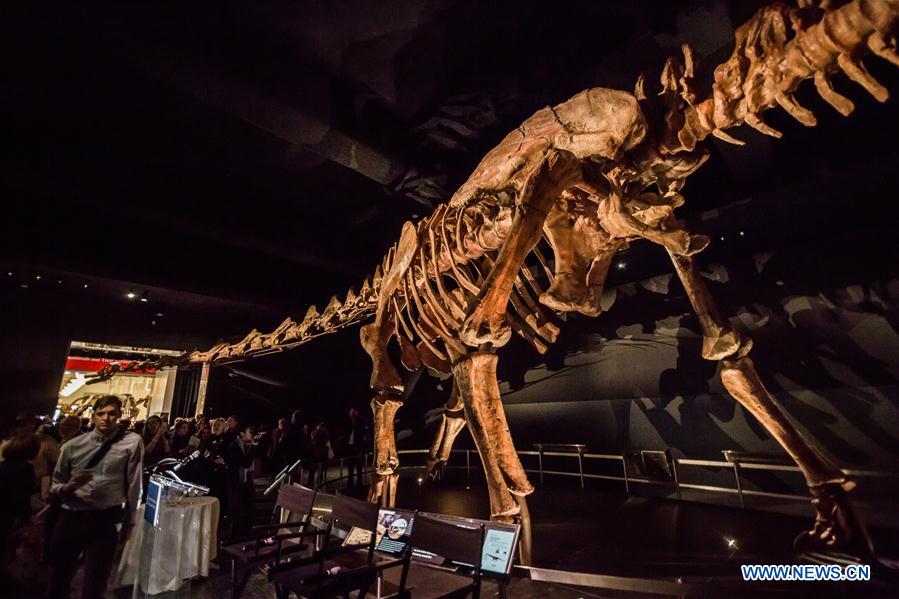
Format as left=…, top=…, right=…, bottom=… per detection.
left=219, top=483, right=316, bottom=599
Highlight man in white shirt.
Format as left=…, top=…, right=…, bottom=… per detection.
left=47, top=395, right=144, bottom=599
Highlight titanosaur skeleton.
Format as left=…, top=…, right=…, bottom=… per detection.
left=105, top=0, right=898, bottom=556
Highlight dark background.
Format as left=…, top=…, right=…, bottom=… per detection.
left=2, top=1, right=898, bottom=472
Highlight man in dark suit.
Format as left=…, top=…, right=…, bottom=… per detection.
left=340, top=407, right=370, bottom=488
left=225, top=423, right=257, bottom=539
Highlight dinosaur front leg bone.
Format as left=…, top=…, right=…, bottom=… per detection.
left=460, top=150, right=578, bottom=347
left=598, top=188, right=709, bottom=256
left=668, top=252, right=743, bottom=360
left=368, top=394, right=403, bottom=507
left=668, top=250, right=873, bottom=555
left=453, top=351, right=533, bottom=522
left=540, top=201, right=599, bottom=315
left=360, top=311, right=404, bottom=394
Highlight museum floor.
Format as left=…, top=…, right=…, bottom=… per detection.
left=44, top=470, right=899, bottom=598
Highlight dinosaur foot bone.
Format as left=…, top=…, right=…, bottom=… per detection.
left=794, top=480, right=875, bottom=559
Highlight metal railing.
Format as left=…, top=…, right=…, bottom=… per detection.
left=297, top=445, right=899, bottom=510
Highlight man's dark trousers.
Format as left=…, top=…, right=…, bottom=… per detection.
left=47, top=507, right=121, bottom=599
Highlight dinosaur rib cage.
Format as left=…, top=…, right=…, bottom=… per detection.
left=386, top=200, right=561, bottom=361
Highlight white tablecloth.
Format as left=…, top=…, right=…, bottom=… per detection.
left=113, top=496, right=219, bottom=594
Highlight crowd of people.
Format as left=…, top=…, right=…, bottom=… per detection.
left=0, top=400, right=373, bottom=597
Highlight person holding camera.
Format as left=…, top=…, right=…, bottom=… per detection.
left=141, top=415, right=171, bottom=468
left=47, top=395, right=144, bottom=599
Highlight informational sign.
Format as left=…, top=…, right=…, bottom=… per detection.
left=480, top=527, right=517, bottom=574
left=144, top=479, right=162, bottom=526
left=375, top=508, right=415, bottom=556
left=342, top=526, right=373, bottom=547
left=411, top=512, right=520, bottom=578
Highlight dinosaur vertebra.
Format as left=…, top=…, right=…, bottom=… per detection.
left=122, top=0, right=896, bottom=556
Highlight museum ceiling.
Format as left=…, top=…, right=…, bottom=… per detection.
left=3, top=0, right=898, bottom=350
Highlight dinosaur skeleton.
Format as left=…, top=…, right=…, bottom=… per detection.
left=117, top=0, right=897, bottom=556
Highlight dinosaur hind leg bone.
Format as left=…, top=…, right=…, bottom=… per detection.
left=453, top=350, right=533, bottom=522
left=668, top=251, right=874, bottom=556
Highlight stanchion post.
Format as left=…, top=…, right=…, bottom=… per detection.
left=672, top=459, right=682, bottom=500
left=577, top=448, right=584, bottom=489
left=732, top=461, right=745, bottom=508
left=537, top=445, right=544, bottom=485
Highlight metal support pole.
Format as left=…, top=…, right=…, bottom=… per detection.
left=672, top=459, right=682, bottom=500
left=732, top=462, right=745, bottom=508
left=466, top=449, right=472, bottom=484
left=339, top=458, right=345, bottom=484
left=577, top=450, right=584, bottom=489
left=537, top=447, right=544, bottom=485
left=622, top=456, right=630, bottom=495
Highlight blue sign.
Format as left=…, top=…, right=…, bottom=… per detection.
left=144, top=480, right=162, bottom=525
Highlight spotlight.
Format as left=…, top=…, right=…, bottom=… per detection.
left=155, top=312, right=165, bottom=317
left=83, top=283, right=89, bottom=289
left=720, top=236, right=725, bottom=241
left=57, top=279, right=63, bottom=284
left=739, top=231, right=745, bottom=236
left=140, top=291, right=150, bottom=303
left=417, top=477, right=423, bottom=484
left=616, top=262, right=626, bottom=270
left=35, top=275, right=42, bottom=281
left=6, top=272, right=12, bottom=276
left=126, top=290, right=137, bottom=299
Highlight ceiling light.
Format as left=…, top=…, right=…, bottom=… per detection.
left=35, top=275, right=42, bottom=280
left=720, top=236, right=725, bottom=241
left=126, top=290, right=137, bottom=299
left=140, top=291, right=150, bottom=303
left=616, top=262, right=626, bottom=269
left=6, top=272, right=12, bottom=277
left=20, top=284, right=28, bottom=289
left=155, top=312, right=165, bottom=317
left=58, top=279, right=63, bottom=284
left=739, top=231, right=745, bottom=236
left=83, top=283, right=89, bottom=289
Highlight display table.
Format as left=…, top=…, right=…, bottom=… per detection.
left=113, top=496, right=219, bottom=595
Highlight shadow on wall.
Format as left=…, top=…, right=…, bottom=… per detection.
left=485, top=244, right=899, bottom=474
